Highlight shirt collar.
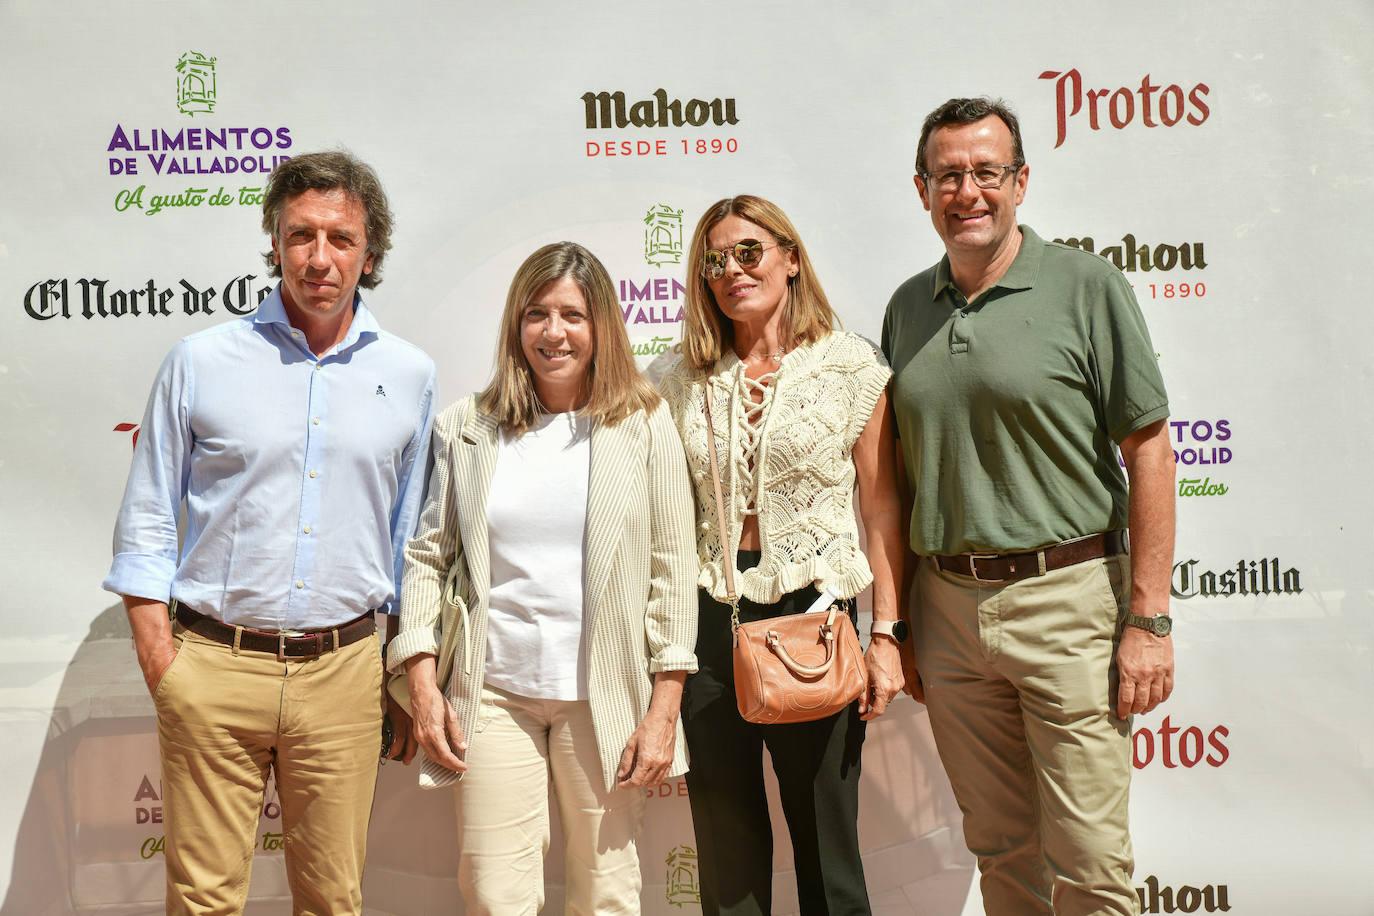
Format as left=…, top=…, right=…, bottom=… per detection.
left=253, top=283, right=381, bottom=352
left=930, top=224, right=1045, bottom=302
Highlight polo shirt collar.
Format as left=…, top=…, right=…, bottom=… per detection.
left=929, top=224, right=1045, bottom=302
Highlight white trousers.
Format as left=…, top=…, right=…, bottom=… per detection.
left=455, top=683, right=647, bottom=915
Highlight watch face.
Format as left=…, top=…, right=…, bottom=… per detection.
left=1152, top=616, right=1173, bottom=636
left=893, top=619, right=910, bottom=643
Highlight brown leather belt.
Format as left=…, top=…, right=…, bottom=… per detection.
left=933, top=531, right=1128, bottom=583
left=173, top=602, right=376, bottom=660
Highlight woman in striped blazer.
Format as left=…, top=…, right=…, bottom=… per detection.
left=388, top=242, right=698, bottom=914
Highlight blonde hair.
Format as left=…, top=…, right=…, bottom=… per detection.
left=679, top=195, right=838, bottom=371
left=478, top=242, right=659, bottom=434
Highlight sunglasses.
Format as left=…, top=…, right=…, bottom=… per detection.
left=700, top=240, right=777, bottom=280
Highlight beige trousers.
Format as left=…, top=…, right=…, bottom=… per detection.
left=153, top=624, right=384, bottom=915
left=914, top=555, right=1137, bottom=916
left=454, top=683, right=647, bottom=915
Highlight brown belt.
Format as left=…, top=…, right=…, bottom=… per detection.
left=173, top=602, right=376, bottom=660
left=933, top=531, right=1128, bottom=583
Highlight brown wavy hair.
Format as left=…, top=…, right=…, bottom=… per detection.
left=260, top=150, right=393, bottom=289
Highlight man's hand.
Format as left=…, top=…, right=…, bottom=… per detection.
left=860, top=637, right=905, bottom=720
left=1116, top=626, right=1174, bottom=717
left=123, top=596, right=177, bottom=697
left=383, top=692, right=417, bottom=764
left=405, top=654, right=467, bottom=774
left=898, top=639, right=925, bottom=703
left=1117, top=419, right=1177, bottom=719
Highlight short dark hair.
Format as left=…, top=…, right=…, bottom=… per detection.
left=915, top=97, right=1026, bottom=176
left=260, top=151, right=393, bottom=289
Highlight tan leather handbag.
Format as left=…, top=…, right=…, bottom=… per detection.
left=703, top=391, right=868, bottom=725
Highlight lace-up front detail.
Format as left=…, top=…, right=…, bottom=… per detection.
left=661, top=331, right=893, bottom=604
left=730, top=367, right=777, bottom=521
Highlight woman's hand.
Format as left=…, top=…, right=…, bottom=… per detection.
left=860, top=637, right=905, bottom=720
left=405, top=653, right=467, bottom=774
left=615, top=671, right=686, bottom=789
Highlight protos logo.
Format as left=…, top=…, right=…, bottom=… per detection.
left=1038, top=69, right=1210, bottom=148
left=1132, top=717, right=1229, bottom=769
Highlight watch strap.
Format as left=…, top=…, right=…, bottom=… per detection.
left=1124, top=612, right=1172, bottom=636
left=870, top=619, right=909, bottom=643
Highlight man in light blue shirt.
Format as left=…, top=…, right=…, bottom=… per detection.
left=103, top=151, right=436, bottom=915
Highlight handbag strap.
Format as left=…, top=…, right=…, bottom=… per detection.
left=702, top=385, right=742, bottom=631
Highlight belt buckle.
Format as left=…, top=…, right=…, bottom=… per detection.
left=967, top=553, right=999, bottom=583
left=277, top=629, right=308, bottom=661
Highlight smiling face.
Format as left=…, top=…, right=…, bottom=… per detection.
left=271, top=187, right=374, bottom=341
left=703, top=214, right=798, bottom=332
left=915, top=115, right=1028, bottom=270
left=520, top=275, right=595, bottom=413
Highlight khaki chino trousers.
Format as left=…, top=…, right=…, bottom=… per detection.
left=453, top=683, right=647, bottom=915
left=914, top=555, right=1137, bottom=916
left=153, top=623, right=384, bottom=915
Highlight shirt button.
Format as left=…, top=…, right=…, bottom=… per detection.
left=313, top=417, right=320, bottom=425
left=314, top=364, right=322, bottom=372
left=295, top=580, right=304, bottom=589
left=303, top=525, right=311, bottom=534
left=309, top=470, right=318, bottom=478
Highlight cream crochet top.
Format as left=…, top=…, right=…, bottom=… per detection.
left=659, top=330, right=891, bottom=603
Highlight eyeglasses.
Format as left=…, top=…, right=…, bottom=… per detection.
left=919, top=164, right=1021, bottom=192
left=700, top=240, right=775, bottom=280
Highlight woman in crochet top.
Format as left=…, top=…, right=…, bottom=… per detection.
left=658, top=195, right=905, bottom=916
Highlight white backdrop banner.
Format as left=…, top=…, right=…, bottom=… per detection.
left=2, top=1, right=1372, bottom=913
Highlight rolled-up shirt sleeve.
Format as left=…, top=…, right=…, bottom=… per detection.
left=644, top=401, right=698, bottom=674
left=102, top=342, right=194, bottom=602
left=381, top=369, right=437, bottom=615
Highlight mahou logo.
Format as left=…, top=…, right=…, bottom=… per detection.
left=1038, top=69, right=1210, bottom=148
left=582, top=89, right=738, bottom=129
left=1136, top=876, right=1232, bottom=913
left=1053, top=234, right=1206, bottom=274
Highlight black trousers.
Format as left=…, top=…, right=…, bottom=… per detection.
left=682, top=575, right=871, bottom=916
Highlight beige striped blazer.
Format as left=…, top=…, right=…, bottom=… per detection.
left=389, top=394, right=698, bottom=791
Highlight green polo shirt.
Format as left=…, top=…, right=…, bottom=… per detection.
left=882, top=225, right=1169, bottom=556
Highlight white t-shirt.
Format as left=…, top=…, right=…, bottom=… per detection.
left=483, top=411, right=591, bottom=700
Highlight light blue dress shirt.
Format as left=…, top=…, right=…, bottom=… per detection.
left=103, top=285, right=436, bottom=630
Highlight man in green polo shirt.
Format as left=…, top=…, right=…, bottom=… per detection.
left=881, top=97, right=1177, bottom=915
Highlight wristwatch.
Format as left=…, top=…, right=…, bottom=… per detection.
left=1124, top=612, right=1172, bottom=637
left=871, top=619, right=910, bottom=643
